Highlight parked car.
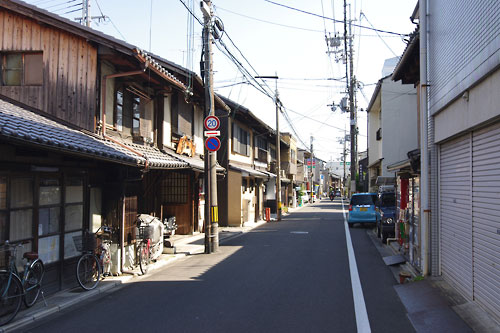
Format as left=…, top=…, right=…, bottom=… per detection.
left=347, top=193, right=378, bottom=227
left=375, top=191, right=396, bottom=243
left=305, top=190, right=316, bottom=203
left=300, top=192, right=309, bottom=204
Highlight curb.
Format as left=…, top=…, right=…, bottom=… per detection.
left=0, top=221, right=266, bottom=332
left=0, top=280, right=123, bottom=333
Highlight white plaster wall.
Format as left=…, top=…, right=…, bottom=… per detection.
left=100, top=62, right=115, bottom=128
left=193, top=105, right=204, bottom=155
left=368, top=96, right=382, bottom=166
left=163, top=95, right=172, bottom=148
left=380, top=79, right=418, bottom=176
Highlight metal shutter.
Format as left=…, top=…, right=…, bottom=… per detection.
left=439, top=134, right=473, bottom=300
left=472, top=123, right=500, bottom=322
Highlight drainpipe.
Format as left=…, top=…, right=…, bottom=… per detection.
left=420, top=0, right=430, bottom=276
left=100, top=69, right=147, bottom=272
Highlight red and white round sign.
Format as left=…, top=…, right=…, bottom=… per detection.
left=204, top=115, right=220, bottom=131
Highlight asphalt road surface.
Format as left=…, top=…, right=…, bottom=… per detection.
left=25, top=198, right=414, bottom=333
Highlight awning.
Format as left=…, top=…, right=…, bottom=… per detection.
left=259, top=170, right=276, bottom=179
left=376, top=176, right=395, bottom=186
left=387, top=159, right=411, bottom=172
left=229, top=164, right=267, bottom=178
left=368, top=158, right=383, bottom=169
left=166, top=149, right=225, bottom=174
left=0, top=99, right=188, bottom=169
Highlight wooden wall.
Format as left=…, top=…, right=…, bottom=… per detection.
left=0, top=10, right=97, bottom=132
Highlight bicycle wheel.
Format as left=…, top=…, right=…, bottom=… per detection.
left=76, top=254, right=101, bottom=291
left=138, top=244, right=150, bottom=275
left=23, top=260, right=44, bottom=307
left=0, top=273, right=23, bottom=326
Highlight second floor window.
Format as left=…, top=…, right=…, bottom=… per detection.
left=0, top=52, right=43, bottom=86
left=255, top=136, right=268, bottom=151
left=114, top=85, right=152, bottom=139
left=232, top=122, right=250, bottom=156
left=270, top=147, right=276, bottom=159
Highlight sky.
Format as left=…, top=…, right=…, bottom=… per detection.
left=23, top=0, right=417, bottom=162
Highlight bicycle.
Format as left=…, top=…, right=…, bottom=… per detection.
left=136, top=225, right=151, bottom=275
left=0, top=241, right=45, bottom=326
left=75, top=226, right=113, bottom=291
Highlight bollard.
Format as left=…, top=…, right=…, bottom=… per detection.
left=265, top=207, right=271, bottom=222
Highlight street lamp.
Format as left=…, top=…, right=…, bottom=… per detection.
left=255, top=75, right=281, bottom=221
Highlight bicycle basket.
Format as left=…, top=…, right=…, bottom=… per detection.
left=83, top=232, right=97, bottom=251
left=137, top=225, right=154, bottom=240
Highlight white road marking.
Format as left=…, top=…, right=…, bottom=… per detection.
left=290, top=231, right=309, bottom=234
left=342, top=198, right=372, bottom=333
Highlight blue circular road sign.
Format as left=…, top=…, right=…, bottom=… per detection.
left=205, top=136, right=221, bottom=152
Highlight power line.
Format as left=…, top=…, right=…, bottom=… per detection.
left=264, top=0, right=408, bottom=36
left=360, top=12, right=398, bottom=58
left=178, top=0, right=203, bottom=25
left=284, top=107, right=346, bottom=132
left=45, top=0, right=77, bottom=10
left=215, top=6, right=323, bottom=33
left=215, top=5, right=401, bottom=38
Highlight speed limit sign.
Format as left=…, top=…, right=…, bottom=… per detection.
left=204, top=115, right=220, bottom=131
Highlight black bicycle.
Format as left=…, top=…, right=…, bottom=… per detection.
left=75, top=226, right=112, bottom=291
left=0, top=241, right=45, bottom=326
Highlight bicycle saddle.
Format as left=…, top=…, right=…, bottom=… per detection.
left=23, top=252, right=38, bottom=260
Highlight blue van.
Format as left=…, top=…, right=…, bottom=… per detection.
left=348, top=193, right=378, bottom=227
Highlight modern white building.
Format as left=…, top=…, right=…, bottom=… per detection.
left=366, top=74, right=418, bottom=191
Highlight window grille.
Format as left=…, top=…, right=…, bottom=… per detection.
left=161, top=172, right=188, bottom=204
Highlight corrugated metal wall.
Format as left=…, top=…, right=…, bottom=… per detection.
left=439, top=124, right=500, bottom=321
left=472, top=123, right=500, bottom=322
left=439, top=134, right=473, bottom=300
left=428, top=1, right=500, bottom=115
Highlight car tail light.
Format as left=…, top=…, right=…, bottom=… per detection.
left=349, top=205, right=352, bottom=211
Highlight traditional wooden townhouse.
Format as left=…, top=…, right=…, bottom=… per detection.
left=280, top=133, right=297, bottom=208
left=0, top=0, right=227, bottom=293
left=216, top=96, right=277, bottom=226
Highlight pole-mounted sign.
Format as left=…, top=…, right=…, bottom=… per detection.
left=204, top=115, right=220, bottom=131
left=205, top=136, right=221, bottom=152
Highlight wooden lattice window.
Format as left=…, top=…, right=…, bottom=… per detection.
left=161, top=172, right=188, bottom=204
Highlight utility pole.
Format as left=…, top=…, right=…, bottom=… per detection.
left=76, top=0, right=106, bottom=27
left=310, top=136, right=314, bottom=200
left=83, top=0, right=90, bottom=27
left=275, top=79, right=282, bottom=221
left=344, top=0, right=357, bottom=194
left=343, top=129, right=347, bottom=193
left=255, top=75, right=281, bottom=220
left=201, top=0, right=218, bottom=253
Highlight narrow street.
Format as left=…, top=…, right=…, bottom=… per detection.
left=25, top=199, right=414, bottom=333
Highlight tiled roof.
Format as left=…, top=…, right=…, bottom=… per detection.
left=229, top=163, right=268, bottom=178
left=0, top=99, right=188, bottom=169
left=162, top=147, right=225, bottom=173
